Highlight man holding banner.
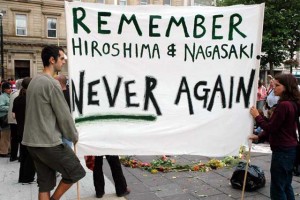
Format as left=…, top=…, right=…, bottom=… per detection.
left=22, top=45, right=86, bottom=200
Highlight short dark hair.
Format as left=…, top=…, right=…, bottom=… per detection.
left=1, top=82, right=11, bottom=91
left=21, top=77, right=32, bottom=89
left=19, top=77, right=32, bottom=96
left=41, top=45, right=64, bottom=67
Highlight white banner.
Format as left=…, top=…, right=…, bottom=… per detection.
left=65, top=2, right=264, bottom=157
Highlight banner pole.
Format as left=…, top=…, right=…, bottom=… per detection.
left=74, top=144, right=81, bottom=200
left=241, top=141, right=252, bottom=200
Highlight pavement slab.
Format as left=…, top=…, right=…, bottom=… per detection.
left=193, top=193, right=235, bottom=200
left=125, top=192, right=161, bottom=200
left=162, top=171, right=192, bottom=180
left=149, top=183, right=185, bottom=197
left=178, top=179, right=223, bottom=197
left=161, top=193, right=200, bottom=200
left=127, top=182, right=149, bottom=193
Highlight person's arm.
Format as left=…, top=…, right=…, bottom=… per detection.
left=249, top=106, right=271, bottom=141
left=258, top=130, right=268, bottom=140
left=12, top=112, right=16, bottom=119
left=12, top=99, right=17, bottom=119
left=255, top=103, right=286, bottom=136
left=0, top=95, right=9, bottom=112
left=50, top=82, right=78, bottom=144
left=262, top=86, right=267, bottom=99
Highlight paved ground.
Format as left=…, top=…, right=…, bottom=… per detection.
left=0, top=157, right=124, bottom=200
left=1, top=144, right=300, bottom=200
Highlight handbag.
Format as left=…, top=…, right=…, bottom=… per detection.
left=0, top=114, right=8, bottom=128
left=84, top=156, right=95, bottom=171
left=230, top=162, right=266, bottom=191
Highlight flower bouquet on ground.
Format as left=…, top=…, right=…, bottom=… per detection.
left=120, top=152, right=243, bottom=174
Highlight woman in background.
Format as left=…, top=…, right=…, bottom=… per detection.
left=256, top=80, right=267, bottom=110
left=12, top=77, right=35, bottom=184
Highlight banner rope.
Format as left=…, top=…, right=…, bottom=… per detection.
left=74, top=144, right=81, bottom=200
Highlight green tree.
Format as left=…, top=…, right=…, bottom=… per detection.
left=282, top=1, right=300, bottom=73
left=217, top=0, right=300, bottom=76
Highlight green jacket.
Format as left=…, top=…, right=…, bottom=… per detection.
left=0, top=92, right=10, bottom=117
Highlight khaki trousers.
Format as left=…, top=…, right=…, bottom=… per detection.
left=0, top=129, right=11, bottom=155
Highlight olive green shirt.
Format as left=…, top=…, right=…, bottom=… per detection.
left=22, top=74, right=78, bottom=147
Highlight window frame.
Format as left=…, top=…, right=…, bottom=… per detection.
left=96, top=0, right=105, bottom=4
left=47, top=17, right=57, bottom=38
left=15, top=14, right=27, bottom=36
left=140, top=0, right=148, bottom=5
left=193, top=0, right=202, bottom=6
left=119, top=0, right=127, bottom=5
left=163, top=0, right=172, bottom=5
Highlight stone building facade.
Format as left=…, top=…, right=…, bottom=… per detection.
left=0, top=0, right=215, bottom=80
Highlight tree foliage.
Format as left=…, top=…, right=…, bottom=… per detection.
left=217, top=0, right=300, bottom=75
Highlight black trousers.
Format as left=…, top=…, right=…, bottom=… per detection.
left=93, top=156, right=127, bottom=196
left=10, top=124, right=19, bottom=159
left=19, top=144, right=35, bottom=183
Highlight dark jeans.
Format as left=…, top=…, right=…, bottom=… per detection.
left=93, top=156, right=127, bottom=196
left=271, top=147, right=296, bottom=200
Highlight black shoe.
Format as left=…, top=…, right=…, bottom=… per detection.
left=20, top=179, right=35, bottom=185
left=117, top=189, right=130, bottom=197
left=21, top=181, right=34, bottom=185
left=96, top=193, right=104, bottom=198
left=10, top=157, right=19, bottom=162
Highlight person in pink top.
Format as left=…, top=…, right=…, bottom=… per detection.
left=256, top=80, right=267, bottom=110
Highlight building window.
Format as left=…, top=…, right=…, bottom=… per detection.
left=96, top=0, right=105, bottom=3
left=16, top=14, right=27, bottom=36
left=193, top=0, right=202, bottom=6
left=193, top=0, right=215, bottom=6
left=119, top=0, right=127, bottom=5
left=140, top=0, right=148, bottom=5
left=164, top=0, right=171, bottom=5
left=47, top=18, right=57, bottom=38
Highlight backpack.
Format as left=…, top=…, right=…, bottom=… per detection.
left=230, top=162, right=266, bottom=191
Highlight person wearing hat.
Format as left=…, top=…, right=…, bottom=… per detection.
left=0, top=82, right=12, bottom=157
left=12, top=77, right=36, bottom=184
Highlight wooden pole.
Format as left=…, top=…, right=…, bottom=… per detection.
left=241, top=141, right=252, bottom=200
left=74, top=144, right=81, bottom=200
